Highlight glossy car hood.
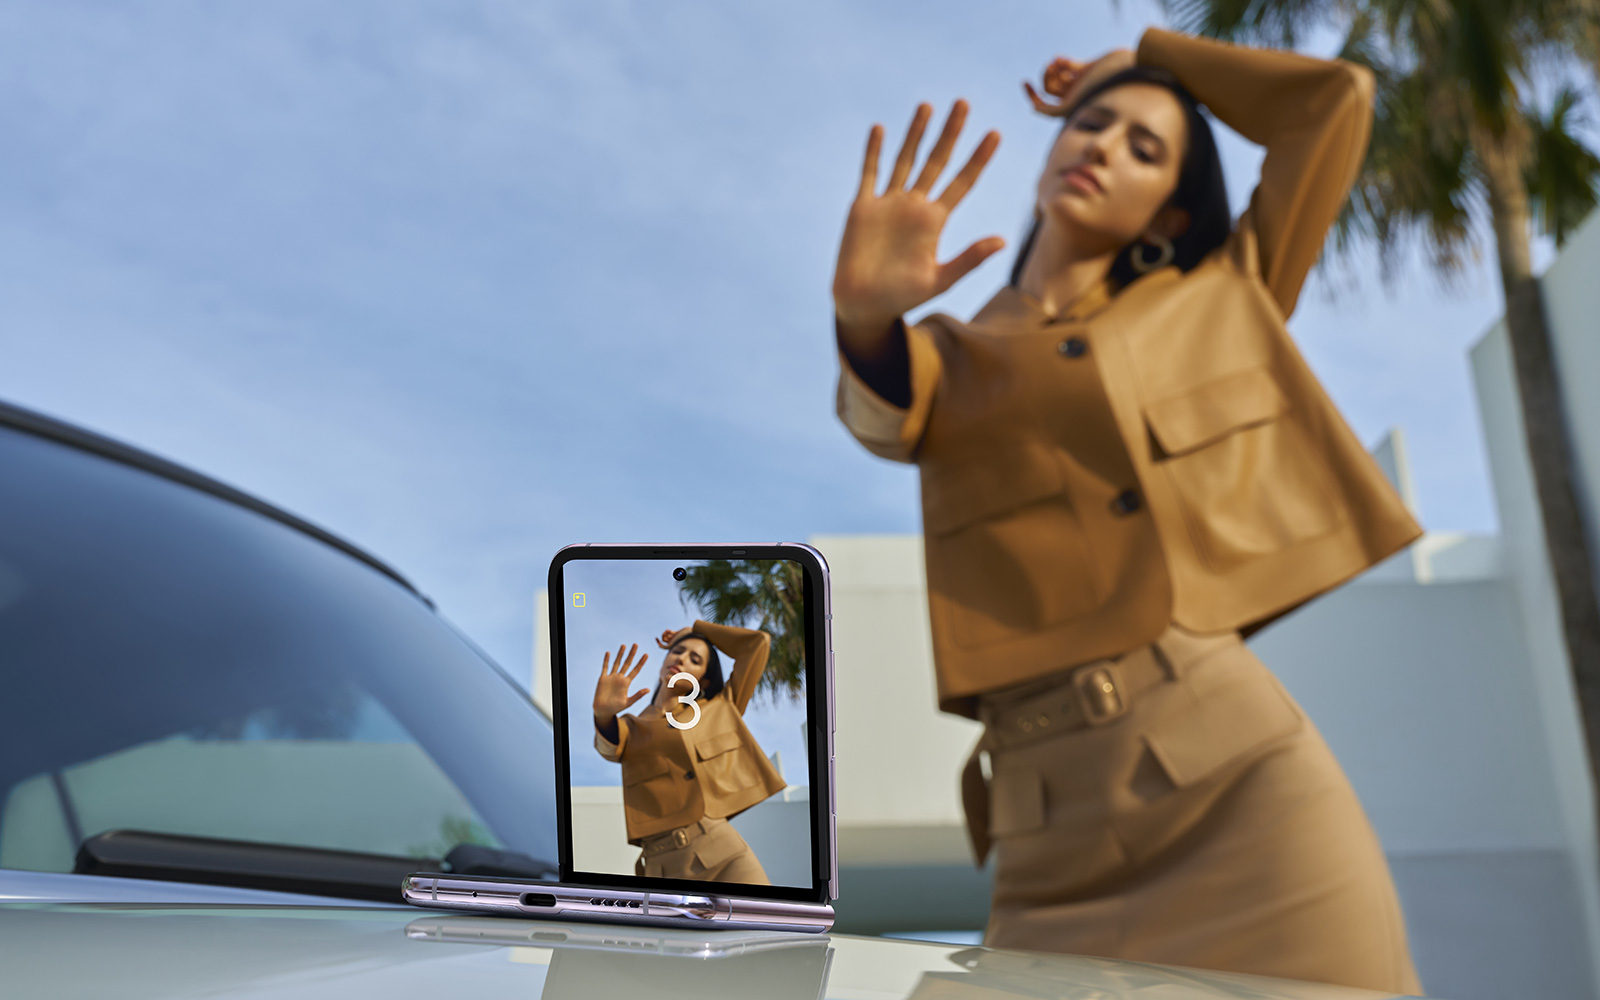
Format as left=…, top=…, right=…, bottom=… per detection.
left=0, top=873, right=1405, bottom=1000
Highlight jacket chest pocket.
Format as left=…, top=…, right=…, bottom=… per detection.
left=622, top=758, right=686, bottom=818
left=1144, top=368, right=1341, bottom=572
left=694, top=731, right=761, bottom=797
left=921, top=442, right=1102, bottom=649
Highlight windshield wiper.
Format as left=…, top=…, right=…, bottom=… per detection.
left=74, top=830, right=554, bottom=903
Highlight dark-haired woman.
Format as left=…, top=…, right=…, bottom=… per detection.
left=833, top=28, right=1422, bottom=993
left=592, top=621, right=785, bottom=884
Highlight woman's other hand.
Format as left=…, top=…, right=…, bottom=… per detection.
left=655, top=627, right=688, bottom=650
left=593, top=643, right=649, bottom=730
left=833, top=101, right=1004, bottom=358
left=1023, top=50, right=1136, bottom=116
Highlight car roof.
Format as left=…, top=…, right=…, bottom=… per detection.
left=0, top=398, right=424, bottom=602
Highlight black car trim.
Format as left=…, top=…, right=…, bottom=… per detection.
left=0, top=398, right=426, bottom=603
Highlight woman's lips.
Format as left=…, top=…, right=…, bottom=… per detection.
left=1061, top=165, right=1103, bottom=193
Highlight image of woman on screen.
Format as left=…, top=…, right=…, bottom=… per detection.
left=591, top=621, right=786, bottom=884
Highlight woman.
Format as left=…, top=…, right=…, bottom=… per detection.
left=592, top=620, right=786, bottom=884
left=833, top=28, right=1424, bottom=994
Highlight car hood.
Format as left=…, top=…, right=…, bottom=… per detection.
left=0, top=872, right=1407, bottom=1000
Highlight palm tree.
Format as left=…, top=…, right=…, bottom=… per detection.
left=1163, top=0, right=1600, bottom=819
left=677, top=559, right=807, bottom=701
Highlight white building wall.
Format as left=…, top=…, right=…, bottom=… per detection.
left=1467, top=206, right=1600, bottom=997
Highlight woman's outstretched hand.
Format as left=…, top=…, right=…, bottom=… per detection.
left=593, top=643, right=649, bottom=730
left=833, top=101, right=1003, bottom=358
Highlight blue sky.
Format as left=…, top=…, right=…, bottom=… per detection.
left=0, top=1, right=1540, bottom=680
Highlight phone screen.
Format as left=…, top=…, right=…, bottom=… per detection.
left=550, top=547, right=827, bottom=898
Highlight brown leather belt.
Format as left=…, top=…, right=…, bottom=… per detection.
left=638, top=817, right=717, bottom=858
left=978, top=647, right=1170, bottom=750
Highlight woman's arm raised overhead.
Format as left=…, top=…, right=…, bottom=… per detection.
left=689, top=619, right=772, bottom=715
left=1137, top=28, right=1375, bottom=317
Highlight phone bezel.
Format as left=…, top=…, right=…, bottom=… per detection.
left=547, top=542, right=835, bottom=904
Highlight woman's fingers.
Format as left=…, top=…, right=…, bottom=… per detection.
left=625, top=688, right=648, bottom=708
left=936, top=130, right=1001, bottom=210
left=910, top=100, right=968, bottom=195
left=858, top=124, right=884, bottom=199
left=626, top=653, right=648, bottom=680
left=933, top=236, right=1007, bottom=296
left=886, top=104, right=932, bottom=191
left=1023, top=81, right=1068, bottom=117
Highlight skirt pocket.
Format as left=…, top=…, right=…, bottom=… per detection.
left=1142, top=670, right=1303, bottom=789
left=986, top=739, right=1128, bottom=906
left=988, top=766, right=1046, bottom=838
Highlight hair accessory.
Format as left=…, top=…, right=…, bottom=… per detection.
left=1131, top=233, right=1175, bottom=273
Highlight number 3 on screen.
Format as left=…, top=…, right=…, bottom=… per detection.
left=665, top=671, right=701, bottom=730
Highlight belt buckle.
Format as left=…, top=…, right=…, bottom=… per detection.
left=1071, top=664, right=1127, bottom=726
left=671, top=827, right=690, bottom=849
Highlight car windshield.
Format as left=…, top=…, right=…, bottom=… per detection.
left=0, top=420, right=557, bottom=889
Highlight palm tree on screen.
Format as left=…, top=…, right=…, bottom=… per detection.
left=677, top=559, right=806, bottom=701
left=1162, top=0, right=1600, bottom=827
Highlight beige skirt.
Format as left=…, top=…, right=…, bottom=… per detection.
left=963, top=625, right=1422, bottom=995
left=634, top=816, right=770, bottom=885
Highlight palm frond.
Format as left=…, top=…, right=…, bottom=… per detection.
left=1330, top=51, right=1483, bottom=279
left=677, top=559, right=807, bottom=701
left=1524, top=85, right=1600, bottom=243
left=1163, top=0, right=1341, bottom=45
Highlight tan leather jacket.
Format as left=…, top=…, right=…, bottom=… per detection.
left=837, top=28, right=1421, bottom=716
left=595, top=620, right=788, bottom=843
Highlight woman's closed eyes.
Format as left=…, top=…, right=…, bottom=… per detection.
left=1072, top=107, right=1167, bottom=164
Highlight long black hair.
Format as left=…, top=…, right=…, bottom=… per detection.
left=652, top=632, right=725, bottom=703
left=1009, top=66, right=1231, bottom=291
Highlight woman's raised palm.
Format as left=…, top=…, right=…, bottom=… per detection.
left=833, top=101, right=1004, bottom=338
left=593, top=643, right=649, bottom=723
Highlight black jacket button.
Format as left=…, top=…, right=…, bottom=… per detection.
left=684, top=770, right=695, bottom=780
left=1057, top=337, right=1088, bottom=358
left=1111, top=489, right=1142, bottom=515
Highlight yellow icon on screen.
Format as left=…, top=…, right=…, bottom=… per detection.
left=572, top=593, right=585, bottom=608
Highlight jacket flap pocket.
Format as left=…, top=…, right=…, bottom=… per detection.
left=1143, top=676, right=1302, bottom=788
left=622, top=758, right=671, bottom=785
left=922, top=443, right=1064, bottom=535
left=695, top=731, right=744, bottom=760
left=989, top=766, right=1046, bottom=838
left=1144, top=369, right=1288, bottom=457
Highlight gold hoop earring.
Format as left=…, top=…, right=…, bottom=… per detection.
left=1130, top=233, right=1175, bottom=274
